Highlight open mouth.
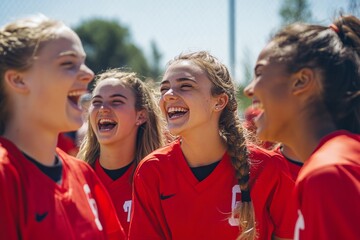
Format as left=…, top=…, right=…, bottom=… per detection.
left=68, top=90, right=88, bottom=107
left=251, top=101, right=265, bottom=126
left=167, top=107, right=189, bottom=119
left=98, top=118, right=118, bottom=131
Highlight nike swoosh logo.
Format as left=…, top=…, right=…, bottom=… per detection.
left=35, top=212, right=48, bottom=222
left=160, top=193, right=176, bottom=200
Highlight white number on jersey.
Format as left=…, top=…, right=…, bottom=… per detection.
left=228, top=185, right=241, bottom=226
left=83, top=184, right=103, bottom=231
left=123, top=200, right=132, bottom=222
left=294, top=209, right=305, bottom=240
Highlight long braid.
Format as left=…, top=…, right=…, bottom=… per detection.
left=220, top=93, right=256, bottom=240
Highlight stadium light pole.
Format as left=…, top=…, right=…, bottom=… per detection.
left=229, top=0, right=236, bottom=79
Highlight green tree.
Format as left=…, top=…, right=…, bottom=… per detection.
left=149, top=40, right=163, bottom=81
left=279, top=0, right=312, bottom=25
left=74, top=18, right=151, bottom=82
left=237, top=46, right=253, bottom=112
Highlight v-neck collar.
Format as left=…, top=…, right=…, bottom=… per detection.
left=94, top=158, right=133, bottom=188
left=0, top=137, right=70, bottom=192
left=172, top=140, right=232, bottom=192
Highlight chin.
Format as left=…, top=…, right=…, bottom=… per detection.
left=256, top=128, right=270, bottom=142
left=66, top=118, right=83, bottom=132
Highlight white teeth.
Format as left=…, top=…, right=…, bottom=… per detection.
left=167, top=107, right=188, bottom=113
left=68, top=90, right=87, bottom=97
left=252, top=102, right=264, bottom=110
left=99, top=118, right=116, bottom=124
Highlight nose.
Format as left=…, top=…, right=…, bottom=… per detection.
left=243, top=81, right=254, bottom=98
left=99, top=104, right=110, bottom=113
left=80, top=64, right=95, bottom=84
left=162, top=89, right=178, bottom=102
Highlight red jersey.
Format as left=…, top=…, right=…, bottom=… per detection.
left=93, top=158, right=134, bottom=234
left=128, top=140, right=297, bottom=239
left=294, top=131, right=360, bottom=240
left=57, top=132, right=79, bottom=156
left=274, top=146, right=303, bottom=182
left=0, top=137, right=126, bottom=240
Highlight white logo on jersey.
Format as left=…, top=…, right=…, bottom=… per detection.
left=294, top=209, right=305, bottom=240
left=83, top=184, right=103, bottom=231
left=123, top=200, right=132, bottom=222
left=228, top=185, right=241, bottom=226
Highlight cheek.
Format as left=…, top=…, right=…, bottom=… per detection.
left=88, top=108, right=98, bottom=129
left=158, top=98, right=167, bottom=116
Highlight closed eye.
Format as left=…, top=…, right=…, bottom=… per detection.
left=61, top=61, right=78, bottom=70
left=112, top=100, right=125, bottom=105
left=92, top=100, right=102, bottom=106
left=181, top=84, right=192, bottom=90
left=254, top=65, right=263, bottom=77
left=160, top=86, right=170, bottom=95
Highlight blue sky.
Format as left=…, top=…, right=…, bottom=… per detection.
left=0, top=0, right=350, bottom=83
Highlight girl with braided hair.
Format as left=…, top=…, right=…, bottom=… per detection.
left=244, top=15, right=360, bottom=239
left=129, top=51, right=298, bottom=240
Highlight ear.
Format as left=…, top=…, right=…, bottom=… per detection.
left=136, top=109, right=148, bottom=126
left=214, top=93, right=229, bottom=112
left=3, top=70, right=29, bottom=93
left=291, top=68, right=316, bottom=96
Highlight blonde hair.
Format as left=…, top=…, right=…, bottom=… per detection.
left=77, top=69, right=165, bottom=175
left=168, top=51, right=256, bottom=240
left=0, top=14, right=64, bottom=134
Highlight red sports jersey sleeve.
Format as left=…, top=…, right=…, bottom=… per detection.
left=0, top=137, right=126, bottom=240
left=93, top=158, right=134, bottom=235
left=249, top=145, right=300, bottom=239
left=293, top=131, right=360, bottom=240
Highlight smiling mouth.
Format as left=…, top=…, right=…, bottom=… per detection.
left=68, top=90, right=87, bottom=107
left=167, top=107, right=189, bottom=119
left=98, top=118, right=117, bottom=131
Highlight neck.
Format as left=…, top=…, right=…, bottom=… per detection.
left=281, top=116, right=336, bottom=163
left=180, top=127, right=227, bottom=167
left=3, top=123, right=58, bottom=166
left=280, top=144, right=301, bottom=163
left=99, top=139, right=136, bottom=170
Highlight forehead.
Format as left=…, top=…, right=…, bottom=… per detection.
left=162, top=60, right=205, bottom=82
left=36, top=26, right=85, bottom=60
left=257, top=41, right=277, bottom=62
left=93, top=78, right=134, bottom=97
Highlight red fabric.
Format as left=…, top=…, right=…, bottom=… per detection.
left=128, top=140, right=298, bottom=239
left=274, top=146, right=302, bottom=182
left=94, top=159, right=133, bottom=235
left=294, top=131, right=360, bottom=240
left=57, top=132, right=78, bottom=156
left=0, top=137, right=126, bottom=240
left=249, top=145, right=299, bottom=239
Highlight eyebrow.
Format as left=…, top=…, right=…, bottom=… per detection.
left=92, top=93, right=128, bottom=99
left=58, top=51, right=85, bottom=59
left=160, top=77, right=196, bottom=85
